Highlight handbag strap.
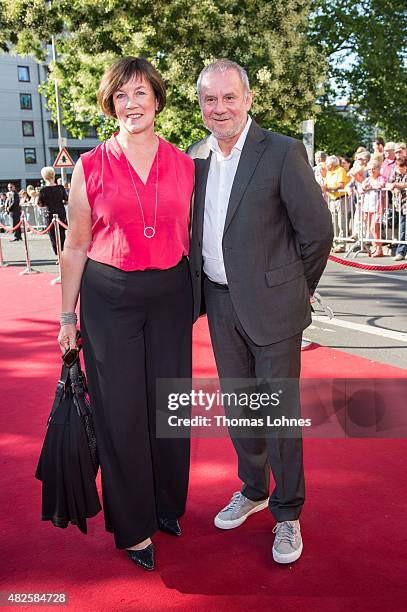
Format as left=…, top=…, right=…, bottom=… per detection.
left=70, top=360, right=91, bottom=417
left=48, top=357, right=91, bottom=424
left=48, top=365, right=71, bottom=424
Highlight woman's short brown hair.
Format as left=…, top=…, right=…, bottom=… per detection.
left=97, top=57, right=166, bottom=118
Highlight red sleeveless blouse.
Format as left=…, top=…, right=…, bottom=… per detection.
left=81, top=134, right=194, bottom=271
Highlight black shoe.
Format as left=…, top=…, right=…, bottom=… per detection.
left=9, top=237, right=22, bottom=242
left=158, top=517, right=181, bottom=536
left=127, top=544, right=155, bottom=571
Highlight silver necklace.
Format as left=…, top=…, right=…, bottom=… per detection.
left=125, top=148, right=158, bottom=239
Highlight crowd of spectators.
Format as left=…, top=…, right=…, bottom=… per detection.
left=0, top=169, right=70, bottom=253
left=313, top=140, right=407, bottom=260
left=2, top=140, right=407, bottom=261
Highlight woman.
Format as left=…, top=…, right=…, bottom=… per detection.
left=57, top=57, right=194, bottom=571
left=37, top=167, right=68, bottom=255
left=345, top=163, right=365, bottom=239
left=340, top=156, right=351, bottom=173
left=361, top=159, right=386, bottom=256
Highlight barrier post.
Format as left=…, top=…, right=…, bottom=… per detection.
left=19, top=213, right=39, bottom=276
left=0, top=234, right=7, bottom=267
left=50, top=214, right=62, bottom=285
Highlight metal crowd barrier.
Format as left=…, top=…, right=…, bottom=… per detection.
left=0, top=212, right=67, bottom=284
left=1, top=205, right=48, bottom=230
left=328, top=188, right=407, bottom=258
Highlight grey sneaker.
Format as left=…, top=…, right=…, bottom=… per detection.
left=214, top=491, right=269, bottom=530
left=272, top=520, right=303, bottom=564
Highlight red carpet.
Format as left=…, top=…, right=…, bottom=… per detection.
left=1, top=266, right=406, bottom=611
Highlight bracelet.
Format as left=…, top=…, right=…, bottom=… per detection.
left=60, top=312, right=77, bottom=325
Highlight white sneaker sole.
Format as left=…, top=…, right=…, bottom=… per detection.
left=272, top=541, right=303, bottom=564
left=214, top=498, right=269, bottom=530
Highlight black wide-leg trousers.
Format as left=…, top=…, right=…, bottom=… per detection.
left=204, top=278, right=305, bottom=522
left=80, top=257, right=193, bottom=549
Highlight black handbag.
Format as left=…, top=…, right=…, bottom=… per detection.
left=35, top=345, right=101, bottom=534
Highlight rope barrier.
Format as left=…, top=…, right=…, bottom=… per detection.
left=328, top=254, right=407, bottom=271
left=0, top=219, right=23, bottom=232
left=0, top=213, right=65, bottom=283
left=56, top=218, right=69, bottom=230
left=24, top=219, right=55, bottom=235
left=19, top=213, right=39, bottom=276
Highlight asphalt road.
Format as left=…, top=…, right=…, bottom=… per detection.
left=305, top=260, right=406, bottom=369
left=1, top=234, right=406, bottom=370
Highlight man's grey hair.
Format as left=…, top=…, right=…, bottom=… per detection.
left=196, top=59, right=250, bottom=102
left=326, top=155, right=340, bottom=167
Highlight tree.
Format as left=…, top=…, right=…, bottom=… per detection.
left=314, top=101, right=368, bottom=157
left=0, top=0, right=326, bottom=147
left=310, top=0, right=407, bottom=140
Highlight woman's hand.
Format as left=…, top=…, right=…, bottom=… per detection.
left=58, top=324, right=78, bottom=354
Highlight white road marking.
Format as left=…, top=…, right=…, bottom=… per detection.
left=349, top=269, right=407, bottom=282
left=313, top=315, right=407, bottom=342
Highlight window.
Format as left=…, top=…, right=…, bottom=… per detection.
left=48, top=121, right=59, bottom=139
left=82, top=123, right=98, bottom=138
left=22, top=121, right=34, bottom=137
left=24, top=148, right=37, bottom=164
left=20, top=93, right=32, bottom=110
left=18, top=66, right=30, bottom=82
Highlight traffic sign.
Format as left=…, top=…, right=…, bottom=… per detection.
left=54, top=147, right=75, bottom=168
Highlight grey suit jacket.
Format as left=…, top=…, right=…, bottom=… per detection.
left=188, top=120, right=333, bottom=346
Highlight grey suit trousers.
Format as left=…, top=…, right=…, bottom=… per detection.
left=205, top=278, right=305, bottom=522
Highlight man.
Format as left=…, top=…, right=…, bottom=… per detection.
left=394, top=142, right=407, bottom=164
left=188, top=60, right=333, bottom=564
left=322, top=155, right=349, bottom=253
left=5, top=183, right=22, bottom=241
left=381, top=142, right=396, bottom=182
left=372, top=138, right=385, bottom=155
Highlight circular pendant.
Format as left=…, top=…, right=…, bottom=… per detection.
left=144, top=226, right=155, bottom=238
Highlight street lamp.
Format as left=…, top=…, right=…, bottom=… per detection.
left=48, top=0, right=66, bottom=183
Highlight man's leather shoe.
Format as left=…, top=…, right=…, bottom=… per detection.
left=127, top=544, right=155, bottom=571
left=158, top=517, right=181, bottom=536
left=9, top=238, right=22, bottom=242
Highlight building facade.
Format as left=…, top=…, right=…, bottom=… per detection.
left=0, top=52, right=100, bottom=193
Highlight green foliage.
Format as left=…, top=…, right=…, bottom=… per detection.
left=310, top=0, right=407, bottom=139
left=0, top=0, right=326, bottom=146
left=314, top=103, right=368, bottom=157
left=1, top=0, right=405, bottom=146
